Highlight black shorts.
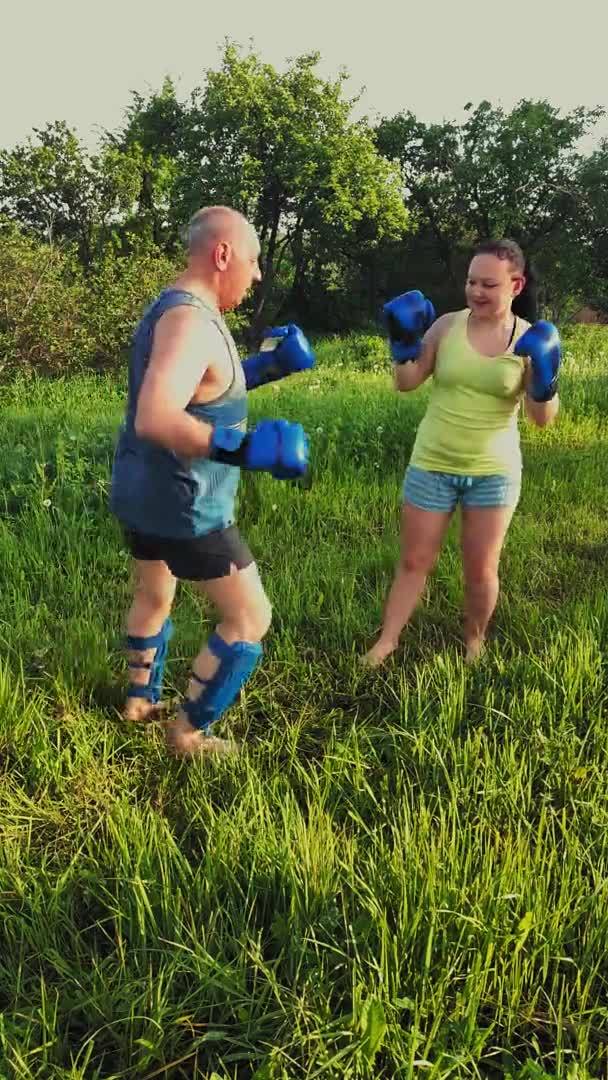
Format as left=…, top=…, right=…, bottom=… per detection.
left=123, top=524, right=254, bottom=581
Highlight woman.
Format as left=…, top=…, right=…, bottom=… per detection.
left=362, top=238, right=561, bottom=666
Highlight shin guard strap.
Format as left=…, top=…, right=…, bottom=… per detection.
left=182, top=635, right=262, bottom=733
left=125, top=617, right=173, bottom=702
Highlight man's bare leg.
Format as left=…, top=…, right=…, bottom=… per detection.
left=123, top=559, right=177, bottom=722
left=166, top=562, right=272, bottom=757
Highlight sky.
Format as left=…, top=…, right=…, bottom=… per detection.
left=3, top=0, right=607, bottom=151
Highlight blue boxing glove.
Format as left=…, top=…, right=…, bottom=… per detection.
left=242, top=323, right=315, bottom=390
left=383, top=289, right=436, bottom=363
left=514, top=320, right=561, bottom=402
left=210, top=419, right=309, bottom=480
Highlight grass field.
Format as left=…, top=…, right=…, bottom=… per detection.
left=0, top=327, right=607, bottom=1079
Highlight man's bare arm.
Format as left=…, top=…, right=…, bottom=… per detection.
left=135, top=308, right=224, bottom=456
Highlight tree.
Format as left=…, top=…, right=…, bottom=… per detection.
left=106, top=76, right=183, bottom=254
left=375, top=100, right=604, bottom=299
left=173, top=42, right=407, bottom=329
left=572, top=141, right=608, bottom=312
left=0, top=121, right=142, bottom=268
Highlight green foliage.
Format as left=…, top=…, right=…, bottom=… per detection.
left=0, top=121, right=144, bottom=267
left=78, top=245, right=181, bottom=369
left=0, top=224, right=90, bottom=377
left=375, top=99, right=607, bottom=314
left=175, top=43, right=408, bottom=328
left=574, top=140, right=608, bottom=311
left=107, top=76, right=184, bottom=254
left=0, top=224, right=180, bottom=377
left=2, top=44, right=608, bottom=344
left=318, top=331, right=386, bottom=372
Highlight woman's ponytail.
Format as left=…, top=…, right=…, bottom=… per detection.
left=512, top=257, right=539, bottom=322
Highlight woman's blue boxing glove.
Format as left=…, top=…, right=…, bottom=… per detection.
left=210, top=419, right=309, bottom=480
left=383, top=290, right=436, bottom=363
left=514, top=320, right=561, bottom=402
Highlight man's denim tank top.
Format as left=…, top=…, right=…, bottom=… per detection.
left=110, top=289, right=247, bottom=539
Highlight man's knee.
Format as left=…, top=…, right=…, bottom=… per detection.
left=259, top=595, right=273, bottom=638
left=134, top=576, right=174, bottom=611
left=241, top=593, right=272, bottom=642
left=215, top=574, right=272, bottom=642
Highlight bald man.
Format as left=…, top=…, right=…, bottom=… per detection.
left=110, top=206, right=314, bottom=756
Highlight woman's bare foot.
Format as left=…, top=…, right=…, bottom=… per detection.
left=165, top=712, right=239, bottom=758
left=359, top=636, right=398, bottom=669
left=465, top=637, right=485, bottom=665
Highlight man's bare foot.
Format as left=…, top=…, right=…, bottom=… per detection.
left=122, top=697, right=178, bottom=724
left=359, top=637, right=398, bottom=669
left=465, top=638, right=485, bottom=665
left=165, top=712, right=239, bottom=758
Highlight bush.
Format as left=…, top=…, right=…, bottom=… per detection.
left=0, top=226, right=92, bottom=377
left=79, top=246, right=181, bottom=370
left=0, top=226, right=246, bottom=380
left=315, top=330, right=387, bottom=372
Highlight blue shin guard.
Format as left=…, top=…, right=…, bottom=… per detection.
left=183, top=632, right=262, bottom=733
left=126, top=618, right=173, bottom=703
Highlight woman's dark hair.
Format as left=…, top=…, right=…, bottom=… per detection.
left=472, top=238, right=538, bottom=322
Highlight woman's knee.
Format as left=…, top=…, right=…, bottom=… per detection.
left=399, top=550, right=437, bottom=576
left=464, top=564, right=499, bottom=590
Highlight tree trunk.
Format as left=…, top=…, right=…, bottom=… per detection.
left=249, top=199, right=283, bottom=341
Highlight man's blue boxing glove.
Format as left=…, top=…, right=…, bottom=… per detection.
left=383, top=289, right=436, bottom=363
left=514, top=320, right=561, bottom=402
left=242, top=323, right=315, bottom=390
left=210, top=419, right=309, bottom=480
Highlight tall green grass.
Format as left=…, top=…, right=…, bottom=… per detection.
left=0, top=327, right=606, bottom=1078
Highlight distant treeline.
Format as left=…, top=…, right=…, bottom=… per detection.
left=1, top=42, right=607, bottom=375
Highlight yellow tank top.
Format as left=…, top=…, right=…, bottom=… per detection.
left=410, top=309, right=526, bottom=476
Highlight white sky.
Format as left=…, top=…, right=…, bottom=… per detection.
left=3, top=0, right=607, bottom=150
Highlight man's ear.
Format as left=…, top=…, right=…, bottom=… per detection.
left=214, top=240, right=232, bottom=272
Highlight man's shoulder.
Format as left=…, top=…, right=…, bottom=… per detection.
left=149, top=301, right=225, bottom=358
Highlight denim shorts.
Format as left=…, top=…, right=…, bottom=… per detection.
left=403, top=465, right=521, bottom=512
